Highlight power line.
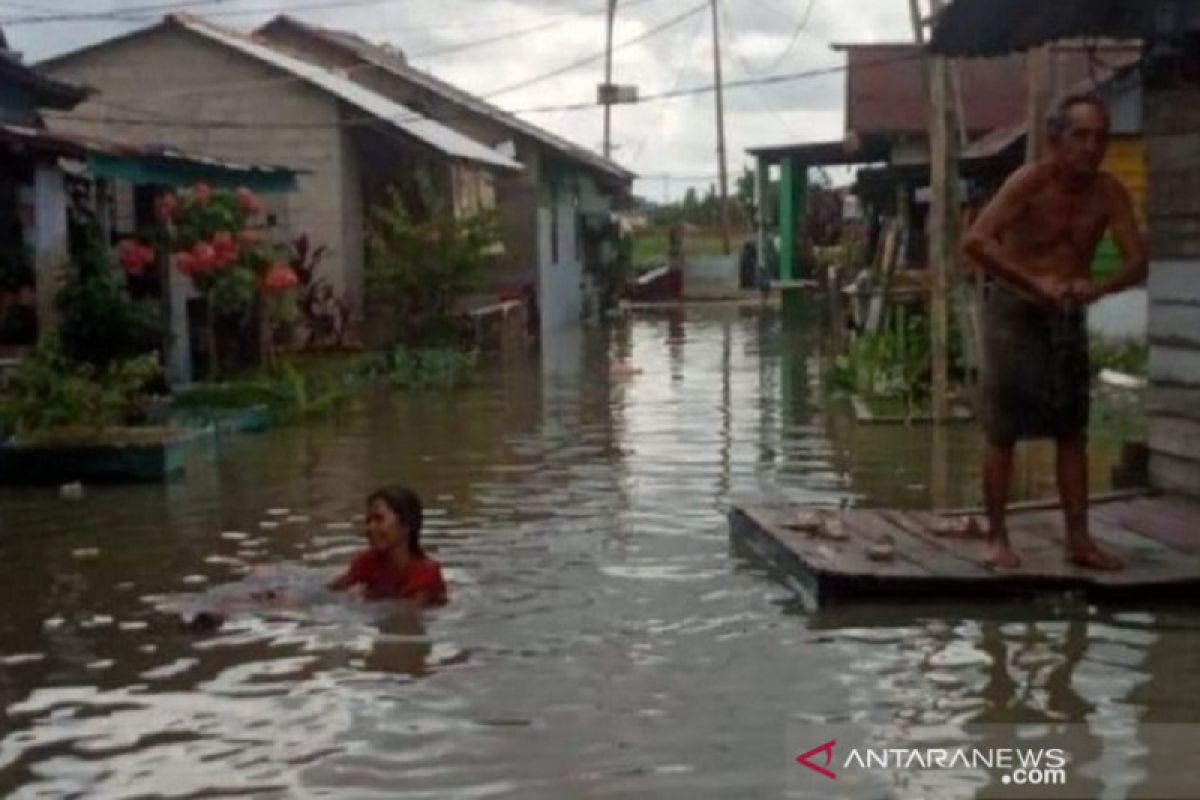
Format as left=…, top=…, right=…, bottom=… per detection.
left=1, top=0, right=231, bottom=25
left=409, top=0, right=663, bottom=59
left=480, top=0, right=710, bottom=99
left=735, top=0, right=818, bottom=76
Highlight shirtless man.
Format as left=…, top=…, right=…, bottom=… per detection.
left=962, top=94, right=1148, bottom=571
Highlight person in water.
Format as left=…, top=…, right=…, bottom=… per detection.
left=962, top=94, right=1147, bottom=572
left=328, top=486, right=447, bottom=605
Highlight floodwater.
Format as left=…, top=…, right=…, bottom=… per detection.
left=0, top=306, right=1194, bottom=799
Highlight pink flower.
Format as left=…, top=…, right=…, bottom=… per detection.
left=175, top=251, right=197, bottom=277
left=261, top=262, right=299, bottom=294
left=191, top=241, right=217, bottom=274
left=236, top=187, right=263, bottom=215
left=118, top=239, right=154, bottom=275
left=192, top=182, right=212, bottom=207
left=154, top=192, right=178, bottom=224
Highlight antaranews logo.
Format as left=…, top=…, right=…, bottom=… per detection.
left=795, top=740, right=1068, bottom=787
left=795, top=739, right=838, bottom=780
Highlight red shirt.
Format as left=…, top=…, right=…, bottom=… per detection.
left=345, top=550, right=447, bottom=605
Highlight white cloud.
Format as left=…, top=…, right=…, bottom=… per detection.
left=4, top=0, right=915, bottom=200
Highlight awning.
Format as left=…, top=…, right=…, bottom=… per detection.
left=748, top=134, right=893, bottom=167
left=929, top=0, right=1185, bottom=57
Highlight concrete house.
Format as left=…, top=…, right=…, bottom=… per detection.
left=254, top=15, right=636, bottom=334
left=932, top=0, right=1200, bottom=498
left=40, top=14, right=522, bottom=341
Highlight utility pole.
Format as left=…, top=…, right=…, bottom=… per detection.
left=711, top=0, right=732, bottom=255
left=926, top=0, right=961, bottom=423
left=603, top=0, right=617, bottom=160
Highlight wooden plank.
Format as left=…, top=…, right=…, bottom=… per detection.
left=1148, top=260, right=1200, bottom=305
left=1146, top=386, right=1200, bottom=422
left=1145, top=92, right=1200, bottom=136
left=1094, top=496, right=1200, bottom=554
left=1013, top=508, right=1200, bottom=588
left=1147, top=417, right=1200, bottom=462
left=1150, top=453, right=1200, bottom=501
left=1149, top=304, right=1200, bottom=350
left=1148, top=345, right=1200, bottom=388
left=840, top=510, right=992, bottom=580
left=937, top=490, right=1150, bottom=518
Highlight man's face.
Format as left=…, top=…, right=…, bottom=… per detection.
left=1053, top=103, right=1110, bottom=178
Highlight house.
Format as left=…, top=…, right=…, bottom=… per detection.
left=931, top=0, right=1200, bottom=498
left=0, top=26, right=299, bottom=381
left=39, top=14, right=522, bottom=345
left=253, top=15, right=636, bottom=333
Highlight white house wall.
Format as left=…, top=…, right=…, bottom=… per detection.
left=538, top=190, right=584, bottom=333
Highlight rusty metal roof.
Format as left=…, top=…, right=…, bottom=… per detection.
left=930, top=0, right=1196, bottom=57
left=839, top=42, right=1140, bottom=137
left=255, top=15, right=634, bottom=185
left=747, top=134, right=893, bottom=166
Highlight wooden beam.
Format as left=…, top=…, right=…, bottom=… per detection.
left=1025, top=46, right=1055, bottom=163
left=927, top=0, right=961, bottom=423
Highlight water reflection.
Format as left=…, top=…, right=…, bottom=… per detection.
left=0, top=306, right=1193, bottom=798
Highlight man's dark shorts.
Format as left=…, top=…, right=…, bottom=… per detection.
left=981, top=282, right=1090, bottom=447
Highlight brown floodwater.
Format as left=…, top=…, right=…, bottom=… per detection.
left=0, top=306, right=1194, bottom=799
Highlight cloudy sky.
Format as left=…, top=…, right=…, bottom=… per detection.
left=4, top=0, right=916, bottom=200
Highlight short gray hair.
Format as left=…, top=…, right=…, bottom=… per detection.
left=1047, top=94, right=1111, bottom=140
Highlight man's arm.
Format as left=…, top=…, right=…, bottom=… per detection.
left=1079, top=179, right=1148, bottom=303
left=962, top=166, right=1059, bottom=301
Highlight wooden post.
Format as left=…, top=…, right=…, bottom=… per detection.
left=1025, top=45, right=1055, bottom=163
left=710, top=0, right=732, bottom=256
left=755, top=155, right=768, bottom=288
left=780, top=156, right=795, bottom=283
left=927, top=0, right=961, bottom=423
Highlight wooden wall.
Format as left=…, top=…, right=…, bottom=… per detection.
left=1145, top=86, right=1200, bottom=498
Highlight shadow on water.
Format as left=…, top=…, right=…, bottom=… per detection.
left=0, top=305, right=1193, bottom=799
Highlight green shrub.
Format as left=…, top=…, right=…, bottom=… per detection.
left=1089, top=336, right=1148, bottom=378
left=57, top=223, right=163, bottom=369
left=0, top=343, right=161, bottom=435
left=353, top=346, right=477, bottom=391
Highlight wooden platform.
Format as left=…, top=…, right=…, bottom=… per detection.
left=730, top=493, right=1200, bottom=607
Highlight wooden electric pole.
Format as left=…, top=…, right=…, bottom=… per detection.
left=603, top=0, right=617, bottom=160
left=926, top=0, right=962, bottom=423
left=711, top=0, right=732, bottom=255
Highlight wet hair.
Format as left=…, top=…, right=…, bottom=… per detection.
left=367, top=485, right=425, bottom=557
left=1047, top=94, right=1111, bottom=140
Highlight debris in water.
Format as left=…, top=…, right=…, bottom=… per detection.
left=60, top=482, right=85, bottom=501
left=221, top=531, right=250, bottom=541
left=181, top=575, right=209, bottom=586
left=259, top=521, right=281, bottom=530
left=266, top=508, right=291, bottom=517
left=86, top=660, right=115, bottom=671
left=72, top=548, right=101, bottom=561
left=1, top=653, right=45, bottom=666
left=867, top=541, right=897, bottom=563
left=286, top=515, right=310, bottom=524
left=43, top=617, right=65, bottom=631
left=118, top=621, right=149, bottom=632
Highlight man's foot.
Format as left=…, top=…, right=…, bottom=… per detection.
left=986, top=539, right=1022, bottom=570
left=1067, top=539, right=1125, bottom=571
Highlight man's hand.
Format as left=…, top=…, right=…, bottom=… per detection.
left=1064, top=278, right=1105, bottom=306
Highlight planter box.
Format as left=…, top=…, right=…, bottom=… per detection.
left=0, top=428, right=211, bottom=485
left=159, top=404, right=271, bottom=436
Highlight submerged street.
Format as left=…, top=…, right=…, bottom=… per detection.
left=1, top=308, right=1192, bottom=798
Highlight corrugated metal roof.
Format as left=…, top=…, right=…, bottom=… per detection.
left=0, top=47, right=90, bottom=110
left=930, top=0, right=1194, bottom=57
left=171, top=14, right=521, bottom=171
left=747, top=134, right=893, bottom=166
left=0, top=123, right=298, bottom=187
left=256, top=16, right=633, bottom=184
left=840, top=42, right=1140, bottom=137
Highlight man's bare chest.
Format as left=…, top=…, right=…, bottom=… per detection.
left=1011, top=189, right=1109, bottom=254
